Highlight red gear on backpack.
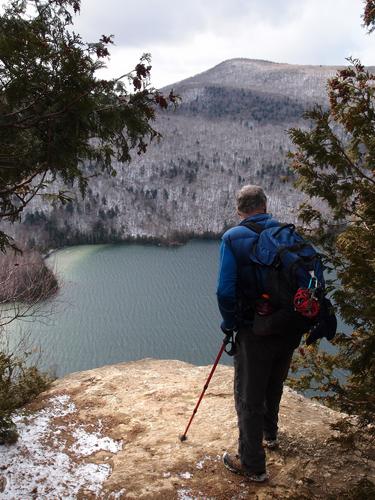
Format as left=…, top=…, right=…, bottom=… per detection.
left=293, top=288, right=320, bottom=318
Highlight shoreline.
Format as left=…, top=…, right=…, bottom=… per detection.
left=42, top=232, right=223, bottom=259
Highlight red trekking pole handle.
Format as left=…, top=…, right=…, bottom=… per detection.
left=179, top=337, right=230, bottom=442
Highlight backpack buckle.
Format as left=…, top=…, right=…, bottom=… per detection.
left=308, top=271, right=318, bottom=291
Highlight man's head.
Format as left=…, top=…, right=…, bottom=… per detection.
left=236, top=185, right=267, bottom=218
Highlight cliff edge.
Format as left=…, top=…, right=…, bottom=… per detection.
left=1, top=359, right=374, bottom=499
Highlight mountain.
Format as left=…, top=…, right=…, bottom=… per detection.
left=19, top=59, right=341, bottom=248
left=165, top=58, right=337, bottom=101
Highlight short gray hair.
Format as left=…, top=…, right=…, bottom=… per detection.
left=236, top=185, right=267, bottom=214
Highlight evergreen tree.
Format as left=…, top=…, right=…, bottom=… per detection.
left=288, top=2, right=375, bottom=425
left=0, top=0, right=176, bottom=251
left=0, top=0, right=176, bottom=443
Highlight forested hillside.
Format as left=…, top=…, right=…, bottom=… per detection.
left=15, top=58, right=342, bottom=248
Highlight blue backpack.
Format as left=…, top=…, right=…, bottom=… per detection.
left=242, top=221, right=336, bottom=342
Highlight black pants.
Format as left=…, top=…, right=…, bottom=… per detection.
left=234, top=327, right=294, bottom=474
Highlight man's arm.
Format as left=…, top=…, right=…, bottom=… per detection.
left=217, top=239, right=237, bottom=330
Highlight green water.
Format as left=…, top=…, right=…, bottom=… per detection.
left=11, top=241, right=229, bottom=376
left=7, top=240, right=348, bottom=378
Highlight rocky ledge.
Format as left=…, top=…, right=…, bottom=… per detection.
left=1, top=359, right=374, bottom=499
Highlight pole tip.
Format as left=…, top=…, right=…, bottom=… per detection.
left=179, top=434, right=187, bottom=442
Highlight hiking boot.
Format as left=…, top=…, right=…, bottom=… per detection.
left=222, top=452, right=268, bottom=482
left=264, top=437, right=279, bottom=450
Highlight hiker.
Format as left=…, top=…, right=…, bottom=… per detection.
left=217, top=185, right=316, bottom=482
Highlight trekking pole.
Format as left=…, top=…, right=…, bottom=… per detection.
left=179, top=336, right=233, bottom=442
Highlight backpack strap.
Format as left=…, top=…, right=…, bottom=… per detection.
left=241, top=220, right=294, bottom=236
left=240, top=220, right=264, bottom=234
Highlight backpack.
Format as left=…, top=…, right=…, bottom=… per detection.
left=241, top=220, right=336, bottom=340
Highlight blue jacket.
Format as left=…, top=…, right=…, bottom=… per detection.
left=217, top=213, right=280, bottom=329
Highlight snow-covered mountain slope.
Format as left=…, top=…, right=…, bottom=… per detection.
left=20, top=59, right=342, bottom=247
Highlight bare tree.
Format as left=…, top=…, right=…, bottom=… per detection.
left=0, top=249, right=58, bottom=444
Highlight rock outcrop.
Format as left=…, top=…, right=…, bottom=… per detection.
left=1, top=359, right=374, bottom=499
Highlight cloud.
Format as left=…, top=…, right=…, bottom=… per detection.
left=72, top=0, right=375, bottom=87
left=75, top=0, right=301, bottom=46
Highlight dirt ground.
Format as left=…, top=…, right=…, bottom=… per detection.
left=2, top=359, right=374, bottom=499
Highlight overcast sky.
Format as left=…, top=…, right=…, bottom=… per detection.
left=73, top=0, right=375, bottom=88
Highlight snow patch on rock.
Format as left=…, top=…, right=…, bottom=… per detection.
left=1, top=394, right=122, bottom=499
left=70, top=427, right=122, bottom=456
left=179, top=471, right=193, bottom=479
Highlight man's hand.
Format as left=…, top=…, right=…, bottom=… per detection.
left=221, top=322, right=237, bottom=337
left=221, top=322, right=237, bottom=356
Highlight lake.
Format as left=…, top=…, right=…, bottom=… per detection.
left=11, top=241, right=228, bottom=376
left=8, top=240, right=347, bottom=378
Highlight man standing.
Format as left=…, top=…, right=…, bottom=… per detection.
left=217, top=185, right=302, bottom=482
